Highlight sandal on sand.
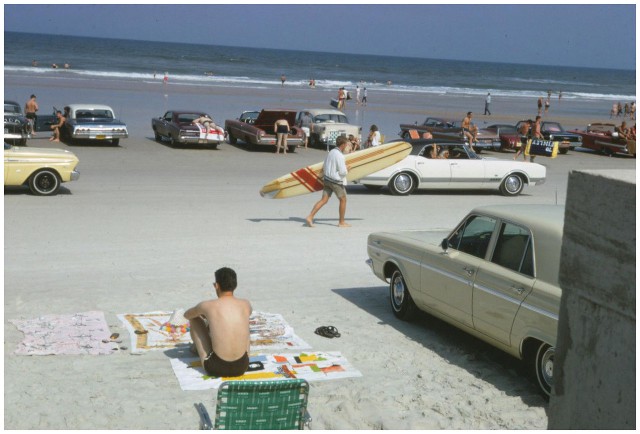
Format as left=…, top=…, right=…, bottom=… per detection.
left=314, top=326, right=341, bottom=338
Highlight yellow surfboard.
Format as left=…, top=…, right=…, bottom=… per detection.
left=260, top=141, right=412, bottom=199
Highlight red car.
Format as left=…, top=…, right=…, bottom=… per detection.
left=485, top=124, right=520, bottom=151
left=570, top=123, right=636, bottom=157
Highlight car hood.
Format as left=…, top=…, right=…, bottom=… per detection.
left=5, top=146, right=79, bottom=161
left=372, top=229, right=450, bottom=246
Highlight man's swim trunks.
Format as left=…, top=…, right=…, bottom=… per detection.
left=203, top=351, right=249, bottom=377
left=276, top=125, right=289, bottom=134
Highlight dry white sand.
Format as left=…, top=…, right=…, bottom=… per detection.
left=3, top=74, right=635, bottom=429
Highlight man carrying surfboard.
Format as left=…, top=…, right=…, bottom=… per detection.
left=305, top=136, right=351, bottom=228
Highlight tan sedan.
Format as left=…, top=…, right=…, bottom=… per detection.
left=367, top=204, right=563, bottom=397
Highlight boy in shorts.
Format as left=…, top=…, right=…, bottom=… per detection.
left=184, top=267, right=252, bottom=378
left=305, top=136, right=351, bottom=228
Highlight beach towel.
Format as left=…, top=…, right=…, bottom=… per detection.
left=10, top=311, right=114, bottom=356
left=170, top=351, right=362, bottom=391
left=118, top=311, right=311, bottom=354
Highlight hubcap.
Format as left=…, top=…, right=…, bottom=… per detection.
left=392, top=275, right=405, bottom=308
left=505, top=175, right=522, bottom=194
left=540, top=346, right=554, bottom=387
left=37, top=174, right=55, bottom=192
left=394, top=174, right=412, bottom=193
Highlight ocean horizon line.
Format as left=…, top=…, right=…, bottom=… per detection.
left=5, top=30, right=635, bottom=73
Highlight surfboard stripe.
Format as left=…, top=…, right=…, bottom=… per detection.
left=290, top=167, right=323, bottom=192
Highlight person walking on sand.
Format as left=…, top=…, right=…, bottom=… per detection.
left=337, top=87, right=346, bottom=110
left=355, top=85, right=361, bottom=105
left=484, top=92, right=491, bottom=115
left=361, top=87, right=368, bottom=106
left=49, top=110, right=66, bottom=142
left=544, top=98, right=550, bottom=113
left=274, top=118, right=290, bottom=154
left=537, top=97, right=543, bottom=115
left=24, top=94, right=39, bottom=136
left=529, top=115, right=543, bottom=162
left=305, top=136, right=351, bottom=228
left=461, top=112, right=476, bottom=150
left=184, top=267, right=252, bottom=378
left=280, top=75, right=286, bottom=86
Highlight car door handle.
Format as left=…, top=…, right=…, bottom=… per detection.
left=463, top=266, right=475, bottom=276
left=511, top=285, right=525, bottom=295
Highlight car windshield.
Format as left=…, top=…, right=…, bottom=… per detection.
left=75, top=109, right=114, bottom=119
left=496, top=126, right=516, bottom=134
left=313, top=114, right=348, bottom=123
left=420, top=143, right=474, bottom=160
left=178, top=114, right=202, bottom=123
left=240, top=112, right=259, bottom=122
left=4, top=104, right=21, bottom=114
left=544, top=123, right=562, bottom=132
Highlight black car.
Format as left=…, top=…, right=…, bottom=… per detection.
left=4, top=100, right=31, bottom=146
left=516, top=120, right=582, bottom=155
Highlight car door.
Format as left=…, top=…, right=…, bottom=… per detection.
left=414, top=144, right=451, bottom=188
left=472, top=221, right=535, bottom=345
left=419, top=214, right=498, bottom=328
left=448, top=145, right=486, bottom=189
left=158, top=112, right=172, bottom=136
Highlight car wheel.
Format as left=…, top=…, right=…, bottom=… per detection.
left=499, top=174, right=524, bottom=196
left=28, top=169, right=61, bottom=196
left=112, top=139, right=120, bottom=146
left=154, top=130, right=162, bottom=142
left=389, top=269, right=418, bottom=320
left=287, top=145, right=296, bottom=154
left=558, top=148, right=569, bottom=155
left=228, top=132, right=237, bottom=144
left=602, top=147, right=614, bottom=157
left=170, top=135, right=177, bottom=146
left=531, top=342, right=554, bottom=398
left=389, top=172, right=416, bottom=196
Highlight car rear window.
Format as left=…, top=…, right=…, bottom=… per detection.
left=491, top=222, right=534, bottom=276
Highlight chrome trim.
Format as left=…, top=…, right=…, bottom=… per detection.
left=474, top=282, right=521, bottom=305
left=520, top=301, right=558, bottom=321
left=70, top=170, right=80, bottom=181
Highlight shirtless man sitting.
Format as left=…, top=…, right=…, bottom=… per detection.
left=50, top=110, right=66, bottom=142
left=184, top=267, right=252, bottom=378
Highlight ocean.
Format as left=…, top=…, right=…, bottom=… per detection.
left=4, top=31, right=636, bottom=102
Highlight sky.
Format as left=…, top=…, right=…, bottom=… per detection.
left=3, top=3, right=637, bottom=69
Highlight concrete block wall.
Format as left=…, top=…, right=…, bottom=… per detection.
left=549, top=169, right=636, bottom=429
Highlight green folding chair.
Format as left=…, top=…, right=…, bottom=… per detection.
left=195, top=379, right=312, bottom=430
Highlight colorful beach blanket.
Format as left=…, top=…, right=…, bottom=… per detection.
left=10, top=311, right=114, bottom=356
left=118, top=311, right=311, bottom=354
left=170, top=351, right=362, bottom=391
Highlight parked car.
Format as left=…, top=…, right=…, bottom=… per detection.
left=399, top=117, right=501, bottom=151
left=353, top=139, right=546, bottom=196
left=366, top=204, right=565, bottom=397
left=485, top=124, right=521, bottom=151
left=4, top=142, right=79, bottom=195
left=4, top=100, right=32, bottom=146
left=151, top=111, right=224, bottom=148
left=225, top=109, right=303, bottom=152
left=569, top=123, right=636, bottom=157
left=516, top=120, right=581, bottom=155
left=37, top=104, right=128, bottom=145
left=295, top=108, right=361, bottom=150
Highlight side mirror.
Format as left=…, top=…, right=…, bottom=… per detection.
left=441, top=238, right=449, bottom=253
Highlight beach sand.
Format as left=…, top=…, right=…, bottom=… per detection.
left=3, top=74, right=635, bottom=429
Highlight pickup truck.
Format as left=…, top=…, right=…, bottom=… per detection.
left=225, top=109, right=303, bottom=152
left=295, top=108, right=361, bottom=150
left=152, top=110, right=224, bottom=148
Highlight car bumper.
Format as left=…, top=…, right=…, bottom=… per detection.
left=176, top=134, right=224, bottom=145
left=256, top=136, right=304, bottom=146
left=70, top=170, right=80, bottom=181
left=475, top=140, right=501, bottom=150
left=3, top=132, right=29, bottom=140
left=72, top=131, right=129, bottom=140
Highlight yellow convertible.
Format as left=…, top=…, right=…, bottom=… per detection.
left=4, top=143, right=80, bottom=195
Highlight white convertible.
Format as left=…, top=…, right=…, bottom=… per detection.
left=354, top=139, right=546, bottom=196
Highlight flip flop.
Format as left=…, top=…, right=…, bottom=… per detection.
left=314, top=326, right=341, bottom=338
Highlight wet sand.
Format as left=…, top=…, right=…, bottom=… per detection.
left=3, top=73, right=635, bottom=429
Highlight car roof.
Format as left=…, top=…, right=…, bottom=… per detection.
left=470, top=204, right=565, bottom=283
left=300, top=108, right=347, bottom=116
left=4, top=100, right=19, bottom=106
left=67, top=104, right=114, bottom=111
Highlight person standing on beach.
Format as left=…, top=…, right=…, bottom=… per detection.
left=366, top=124, right=381, bottom=147
left=337, top=87, right=346, bottom=109
left=355, top=85, right=361, bottom=105
left=461, top=112, right=476, bottom=150
left=163, top=71, right=169, bottom=84
left=274, top=118, right=290, bottom=154
left=361, top=87, right=368, bottom=106
left=514, top=119, right=531, bottom=161
left=305, top=136, right=351, bottom=228
left=184, top=267, right=252, bottom=378
left=544, top=98, right=550, bottom=113
left=280, top=75, right=286, bottom=86
left=529, top=115, right=544, bottom=162
left=50, top=110, right=66, bottom=142
left=484, top=93, right=491, bottom=115
left=537, top=97, right=543, bottom=115
left=24, top=94, right=39, bottom=136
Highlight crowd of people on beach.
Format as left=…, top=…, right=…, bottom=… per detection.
left=610, top=101, right=636, bottom=120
